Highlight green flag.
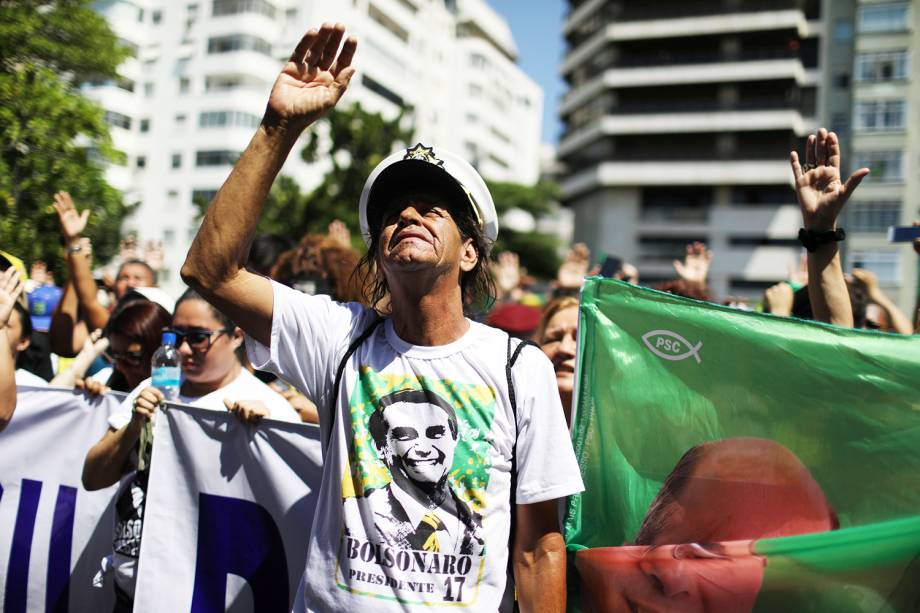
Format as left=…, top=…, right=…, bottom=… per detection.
left=565, top=277, right=920, bottom=612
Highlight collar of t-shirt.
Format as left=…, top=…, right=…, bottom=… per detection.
left=383, top=318, right=481, bottom=359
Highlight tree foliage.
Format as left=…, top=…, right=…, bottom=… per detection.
left=0, top=0, right=131, bottom=276
left=488, top=180, right=561, bottom=279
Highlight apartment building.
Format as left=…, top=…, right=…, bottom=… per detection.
left=89, top=0, right=542, bottom=295
left=839, top=0, right=918, bottom=312
left=559, top=0, right=823, bottom=300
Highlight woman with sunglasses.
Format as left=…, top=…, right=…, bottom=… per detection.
left=82, top=289, right=299, bottom=610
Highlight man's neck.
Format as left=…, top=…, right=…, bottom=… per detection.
left=388, top=276, right=469, bottom=346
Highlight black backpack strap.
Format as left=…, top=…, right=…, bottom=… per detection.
left=327, top=316, right=383, bottom=452
left=506, top=335, right=538, bottom=605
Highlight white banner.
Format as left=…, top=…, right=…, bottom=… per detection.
left=134, top=403, right=323, bottom=613
left=0, top=386, right=125, bottom=613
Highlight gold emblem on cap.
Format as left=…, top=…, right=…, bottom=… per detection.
left=404, top=143, right=444, bottom=167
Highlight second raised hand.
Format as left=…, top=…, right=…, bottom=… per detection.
left=790, top=129, right=869, bottom=231
left=265, top=23, right=358, bottom=130
left=52, top=191, right=90, bottom=241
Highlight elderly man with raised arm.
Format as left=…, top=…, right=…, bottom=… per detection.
left=181, top=23, right=581, bottom=613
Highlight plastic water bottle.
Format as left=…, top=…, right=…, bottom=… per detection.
left=151, top=331, right=181, bottom=401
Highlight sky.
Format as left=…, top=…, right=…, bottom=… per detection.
left=489, top=1, right=567, bottom=146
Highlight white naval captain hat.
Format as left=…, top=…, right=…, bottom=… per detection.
left=358, top=143, right=499, bottom=253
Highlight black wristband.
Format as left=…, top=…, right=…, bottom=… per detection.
left=798, top=227, right=846, bottom=252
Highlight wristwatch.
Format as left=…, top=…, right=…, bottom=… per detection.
left=798, top=228, right=846, bottom=252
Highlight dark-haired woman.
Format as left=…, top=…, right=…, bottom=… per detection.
left=81, top=289, right=299, bottom=609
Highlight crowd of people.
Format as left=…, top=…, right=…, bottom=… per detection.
left=1, top=21, right=919, bottom=613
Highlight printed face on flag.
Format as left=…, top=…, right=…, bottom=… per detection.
left=576, top=541, right=765, bottom=613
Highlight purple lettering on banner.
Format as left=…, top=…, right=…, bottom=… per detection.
left=190, top=493, right=289, bottom=613
left=46, top=485, right=77, bottom=613
left=4, top=479, right=42, bottom=613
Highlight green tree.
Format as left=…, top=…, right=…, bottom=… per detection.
left=0, top=0, right=132, bottom=276
left=488, top=180, right=561, bottom=279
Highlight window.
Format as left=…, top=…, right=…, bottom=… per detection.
left=152, top=9, right=162, bottom=24
left=847, top=250, right=900, bottom=283
left=171, top=153, right=182, bottom=168
left=144, top=82, right=154, bottom=97
left=854, top=100, right=906, bottom=131
left=175, top=114, right=187, bottom=126
left=207, top=34, right=272, bottom=56
left=104, top=110, right=132, bottom=130
left=139, top=118, right=150, bottom=133
left=136, top=155, right=146, bottom=169
left=833, top=19, right=853, bottom=41
left=368, top=4, right=409, bottom=42
left=198, top=110, right=261, bottom=128
left=849, top=201, right=901, bottom=233
left=854, top=151, right=903, bottom=182
left=205, top=75, right=241, bottom=91
left=212, top=0, right=277, bottom=19
left=855, top=51, right=909, bottom=81
left=163, top=229, right=176, bottom=246
left=179, top=77, right=190, bottom=94
left=858, top=3, right=910, bottom=33
left=362, top=74, right=404, bottom=107
left=196, top=150, right=239, bottom=166
left=192, top=189, right=219, bottom=207
left=833, top=72, right=850, bottom=88
left=470, top=53, right=487, bottom=68
left=830, top=112, right=850, bottom=138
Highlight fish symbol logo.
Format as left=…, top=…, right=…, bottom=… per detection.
left=641, top=330, right=703, bottom=364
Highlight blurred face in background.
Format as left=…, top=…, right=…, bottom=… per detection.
left=539, top=305, right=579, bottom=397
left=172, top=299, right=241, bottom=388
left=114, top=263, right=155, bottom=299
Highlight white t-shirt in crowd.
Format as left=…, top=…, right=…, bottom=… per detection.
left=247, top=280, right=583, bottom=612
left=108, top=367, right=300, bottom=430
left=15, top=369, right=48, bottom=387
left=106, top=365, right=300, bottom=597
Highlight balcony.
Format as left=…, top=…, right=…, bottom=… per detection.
left=559, top=109, right=810, bottom=156
left=561, top=60, right=816, bottom=113
left=562, top=160, right=792, bottom=197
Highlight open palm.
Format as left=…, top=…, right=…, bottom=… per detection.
left=53, top=191, right=89, bottom=240
left=791, top=129, right=868, bottom=231
left=267, top=23, right=357, bottom=129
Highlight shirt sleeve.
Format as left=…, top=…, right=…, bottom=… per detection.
left=511, top=346, right=585, bottom=505
left=245, top=280, right=374, bottom=422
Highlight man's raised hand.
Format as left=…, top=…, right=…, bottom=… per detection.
left=266, top=23, right=357, bottom=131
left=790, top=128, right=869, bottom=231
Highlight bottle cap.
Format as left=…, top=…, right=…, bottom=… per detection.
left=161, top=331, right=177, bottom=345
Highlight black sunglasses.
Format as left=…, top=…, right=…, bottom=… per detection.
left=167, top=326, right=234, bottom=351
left=104, top=348, right=145, bottom=366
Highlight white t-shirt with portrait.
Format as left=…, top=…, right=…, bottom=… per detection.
left=247, top=280, right=583, bottom=612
